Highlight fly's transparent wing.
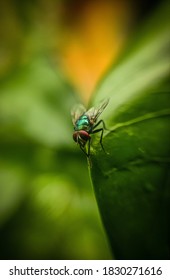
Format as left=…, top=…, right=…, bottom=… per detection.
left=85, top=98, right=109, bottom=123
left=71, top=103, right=86, bottom=125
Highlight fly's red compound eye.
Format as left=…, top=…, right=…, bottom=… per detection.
left=73, top=130, right=90, bottom=143
left=73, top=131, right=78, bottom=143
left=79, top=130, right=90, bottom=141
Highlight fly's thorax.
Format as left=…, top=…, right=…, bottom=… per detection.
left=74, top=115, right=90, bottom=131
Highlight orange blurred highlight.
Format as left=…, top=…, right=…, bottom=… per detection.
left=59, top=0, right=132, bottom=104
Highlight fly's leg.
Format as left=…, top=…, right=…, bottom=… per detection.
left=87, top=137, right=91, bottom=157
left=80, top=138, right=91, bottom=157
left=92, top=128, right=106, bottom=153
left=93, top=119, right=109, bottom=131
left=92, top=120, right=109, bottom=154
left=80, top=145, right=88, bottom=157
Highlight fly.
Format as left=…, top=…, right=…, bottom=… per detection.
left=71, top=99, right=109, bottom=157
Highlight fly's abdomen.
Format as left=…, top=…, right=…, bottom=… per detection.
left=74, top=115, right=90, bottom=131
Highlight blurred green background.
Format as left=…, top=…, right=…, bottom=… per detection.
left=0, top=0, right=166, bottom=259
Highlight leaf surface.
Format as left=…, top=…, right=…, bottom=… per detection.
left=89, top=2, right=170, bottom=259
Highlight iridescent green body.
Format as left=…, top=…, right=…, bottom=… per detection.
left=74, top=115, right=90, bottom=131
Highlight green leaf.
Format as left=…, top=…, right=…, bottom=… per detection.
left=89, top=2, right=170, bottom=259
left=0, top=57, right=76, bottom=147
left=0, top=56, right=112, bottom=260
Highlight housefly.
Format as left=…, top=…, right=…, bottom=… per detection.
left=71, top=99, right=109, bottom=157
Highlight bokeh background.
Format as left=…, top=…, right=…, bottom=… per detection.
left=0, top=0, right=165, bottom=259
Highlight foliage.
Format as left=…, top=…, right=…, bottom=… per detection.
left=0, top=0, right=169, bottom=260
left=89, top=1, right=170, bottom=259
left=0, top=57, right=111, bottom=259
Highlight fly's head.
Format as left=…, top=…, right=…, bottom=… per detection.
left=73, top=130, right=91, bottom=148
